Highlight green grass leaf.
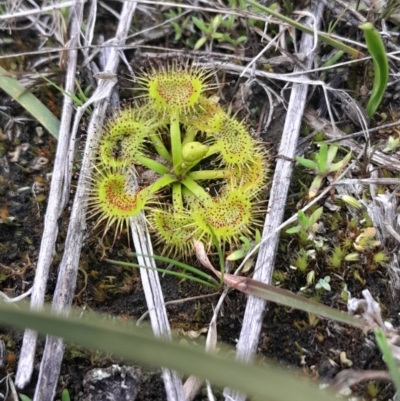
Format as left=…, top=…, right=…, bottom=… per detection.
left=374, top=328, right=400, bottom=393
left=0, top=66, right=60, bottom=139
left=106, top=256, right=219, bottom=288
left=360, top=22, right=389, bottom=117
left=0, top=301, right=339, bottom=401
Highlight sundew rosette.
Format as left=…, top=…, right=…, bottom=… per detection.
left=86, top=60, right=270, bottom=259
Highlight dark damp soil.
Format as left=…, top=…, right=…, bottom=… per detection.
left=1, top=2, right=400, bottom=401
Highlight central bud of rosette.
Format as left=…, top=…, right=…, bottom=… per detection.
left=87, top=60, right=269, bottom=258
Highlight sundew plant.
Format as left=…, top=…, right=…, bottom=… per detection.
left=87, top=60, right=269, bottom=258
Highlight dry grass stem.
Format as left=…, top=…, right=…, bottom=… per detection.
left=0, top=1, right=81, bottom=22
left=224, top=4, right=325, bottom=400
left=15, top=0, right=83, bottom=389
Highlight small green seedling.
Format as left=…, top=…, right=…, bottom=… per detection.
left=296, top=143, right=352, bottom=198
left=227, top=230, right=261, bottom=272
left=353, top=227, right=381, bottom=252
left=19, top=389, right=71, bottom=401
left=328, top=245, right=346, bottom=269
left=165, top=8, right=190, bottom=41
left=306, top=270, right=315, bottom=285
left=383, top=135, right=400, bottom=153
left=291, top=248, right=309, bottom=272
left=341, top=194, right=362, bottom=209
left=192, top=15, right=223, bottom=49
left=191, top=14, right=246, bottom=49
left=227, top=230, right=261, bottom=261
left=315, top=276, right=331, bottom=292
left=286, top=207, right=323, bottom=235
left=344, top=252, right=360, bottom=262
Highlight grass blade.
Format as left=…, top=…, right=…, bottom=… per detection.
left=224, top=274, right=366, bottom=329
left=359, top=22, right=389, bottom=117
left=0, top=301, right=339, bottom=401
left=374, top=328, right=400, bottom=393
left=0, top=66, right=60, bottom=139
left=130, top=252, right=219, bottom=283
left=105, top=257, right=219, bottom=288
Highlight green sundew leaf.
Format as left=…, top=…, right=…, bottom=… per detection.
left=389, top=135, right=399, bottom=146
left=136, top=155, right=170, bottom=175
left=147, top=174, right=177, bottom=194
left=19, top=395, right=32, bottom=401
left=0, top=301, right=340, bottom=401
left=165, top=9, right=177, bottom=18
left=218, top=34, right=231, bottom=44
left=0, top=66, right=60, bottom=139
left=360, top=23, right=389, bottom=117
left=296, top=156, right=316, bottom=169
left=237, top=36, right=248, bottom=43
left=375, top=328, right=400, bottom=393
